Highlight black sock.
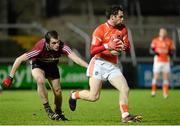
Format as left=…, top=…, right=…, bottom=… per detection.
left=55, top=109, right=62, bottom=115
left=43, top=102, right=53, bottom=114
left=43, top=102, right=50, bottom=108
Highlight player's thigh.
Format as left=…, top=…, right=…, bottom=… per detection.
left=162, top=63, right=170, bottom=80
left=153, top=72, right=160, bottom=80
left=162, top=72, right=170, bottom=80
left=109, top=74, right=129, bottom=91
left=31, top=68, right=46, bottom=83
left=89, top=77, right=103, bottom=96
left=48, top=78, right=61, bottom=92
left=153, top=62, right=162, bottom=73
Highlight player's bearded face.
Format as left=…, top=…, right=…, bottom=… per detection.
left=49, top=38, right=60, bottom=51
left=114, top=10, right=124, bottom=26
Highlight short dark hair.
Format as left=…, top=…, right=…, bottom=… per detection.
left=105, top=5, right=124, bottom=19
left=45, top=30, right=59, bottom=43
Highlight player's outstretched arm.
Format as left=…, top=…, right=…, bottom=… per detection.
left=2, top=53, right=29, bottom=87
left=67, top=52, right=88, bottom=68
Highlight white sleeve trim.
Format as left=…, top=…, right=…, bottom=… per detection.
left=63, top=45, right=72, bottom=55
left=103, top=44, right=109, bottom=49
left=26, top=50, right=41, bottom=59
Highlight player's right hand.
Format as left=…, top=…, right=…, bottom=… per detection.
left=106, top=37, right=122, bottom=50
left=2, top=76, right=13, bottom=88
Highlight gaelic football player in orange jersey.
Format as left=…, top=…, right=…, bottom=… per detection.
left=69, top=5, right=142, bottom=123
left=150, top=28, right=175, bottom=98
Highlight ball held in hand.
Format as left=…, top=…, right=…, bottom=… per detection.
left=110, top=38, right=124, bottom=55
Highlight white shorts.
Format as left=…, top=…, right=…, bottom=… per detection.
left=153, top=57, right=170, bottom=73
left=86, top=57, right=122, bottom=81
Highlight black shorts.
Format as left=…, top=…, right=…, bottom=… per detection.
left=31, top=61, right=60, bottom=79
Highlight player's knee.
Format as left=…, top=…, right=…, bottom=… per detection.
left=54, top=88, right=61, bottom=96
left=122, top=86, right=129, bottom=94
left=163, top=79, right=169, bottom=84
left=36, top=78, right=45, bottom=85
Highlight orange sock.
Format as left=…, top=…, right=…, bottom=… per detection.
left=121, top=104, right=128, bottom=112
left=163, top=84, right=169, bottom=95
left=75, top=91, right=80, bottom=99
left=120, top=104, right=129, bottom=118
left=152, top=84, right=157, bottom=93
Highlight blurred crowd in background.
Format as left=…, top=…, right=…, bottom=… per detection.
left=0, top=0, right=180, bottom=59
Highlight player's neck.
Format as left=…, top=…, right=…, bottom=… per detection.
left=159, top=36, right=166, bottom=41
left=107, top=20, right=115, bottom=27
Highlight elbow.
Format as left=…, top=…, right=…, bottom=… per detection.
left=15, top=55, right=27, bottom=63
left=90, top=53, right=95, bottom=57
left=90, top=45, right=97, bottom=57
left=90, top=50, right=95, bottom=57
left=15, top=57, right=23, bottom=63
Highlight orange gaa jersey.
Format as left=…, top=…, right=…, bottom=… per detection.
left=151, top=36, right=175, bottom=62
left=91, top=21, right=130, bottom=64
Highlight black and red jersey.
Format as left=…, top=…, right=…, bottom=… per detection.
left=26, top=39, right=72, bottom=63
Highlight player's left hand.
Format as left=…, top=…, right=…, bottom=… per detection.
left=2, top=76, right=13, bottom=88
left=115, top=39, right=126, bottom=51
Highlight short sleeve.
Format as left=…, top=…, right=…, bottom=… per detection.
left=26, top=39, right=44, bottom=59
left=151, top=38, right=156, bottom=49
left=62, top=44, right=72, bottom=55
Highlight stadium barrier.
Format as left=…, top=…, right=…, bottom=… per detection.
left=0, top=64, right=88, bottom=89
left=137, top=63, right=180, bottom=88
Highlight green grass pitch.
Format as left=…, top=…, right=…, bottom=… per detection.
left=0, top=89, right=180, bottom=125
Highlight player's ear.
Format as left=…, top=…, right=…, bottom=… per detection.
left=108, top=14, right=113, bottom=19
left=45, top=32, right=50, bottom=44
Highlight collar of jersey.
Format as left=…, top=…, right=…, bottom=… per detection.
left=107, top=20, right=115, bottom=28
